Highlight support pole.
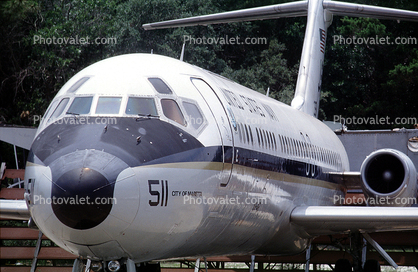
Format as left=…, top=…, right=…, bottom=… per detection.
left=126, top=259, right=136, bottom=272
left=250, top=255, right=255, bottom=272
left=363, top=233, right=398, bottom=269
left=194, top=258, right=200, bottom=272
left=361, top=238, right=367, bottom=269
left=30, top=231, right=43, bottom=272
left=305, top=244, right=311, bottom=272
left=72, top=259, right=84, bottom=272
left=84, top=259, right=91, bottom=272
left=13, top=145, right=21, bottom=188
left=204, top=257, right=208, bottom=272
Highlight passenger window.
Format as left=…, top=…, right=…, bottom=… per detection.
left=272, top=134, right=277, bottom=150
left=96, top=97, right=122, bottom=114
left=161, top=99, right=186, bottom=126
left=244, top=125, right=250, bottom=144
left=126, top=97, right=158, bottom=116
left=148, top=78, right=173, bottom=94
left=67, top=96, right=93, bottom=115
left=241, top=124, right=246, bottom=144
left=182, top=101, right=205, bottom=130
left=256, top=128, right=260, bottom=146
left=49, top=98, right=69, bottom=120
left=238, top=123, right=243, bottom=142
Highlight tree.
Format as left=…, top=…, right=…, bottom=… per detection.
left=221, top=39, right=297, bottom=104
left=321, top=13, right=418, bottom=129
left=0, top=0, right=417, bottom=131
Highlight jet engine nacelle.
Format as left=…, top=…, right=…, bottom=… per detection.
left=360, top=149, right=418, bottom=207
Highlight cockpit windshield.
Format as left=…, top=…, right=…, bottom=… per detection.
left=126, top=97, right=158, bottom=116
left=96, top=97, right=122, bottom=114
left=67, top=96, right=93, bottom=115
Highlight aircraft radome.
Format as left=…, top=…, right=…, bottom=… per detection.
left=2, top=0, right=418, bottom=271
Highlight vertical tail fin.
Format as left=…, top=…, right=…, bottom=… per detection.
left=291, top=0, right=332, bottom=118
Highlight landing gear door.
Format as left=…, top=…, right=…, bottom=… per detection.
left=190, top=78, right=234, bottom=186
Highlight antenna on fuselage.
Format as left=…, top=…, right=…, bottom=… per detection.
left=266, top=87, right=270, bottom=97
left=151, top=49, right=153, bottom=54
left=180, top=43, right=185, bottom=61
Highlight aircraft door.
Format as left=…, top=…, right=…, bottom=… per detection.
left=190, top=78, right=234, bottom=186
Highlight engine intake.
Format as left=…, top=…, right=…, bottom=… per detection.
left=360, top=149, right=417, bottom=206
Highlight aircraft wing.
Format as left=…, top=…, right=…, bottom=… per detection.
left=0, top=199, right=30, bottom=221
left=0, top=125, right=37, bottom=150
left=290, top=206, right=418, bottom=236
left=142, top=1, right=308, bottom=30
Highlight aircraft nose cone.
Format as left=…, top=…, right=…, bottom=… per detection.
left=51, top=167, right=114, bottom=230
left=48, top=149, right=129, bottom=230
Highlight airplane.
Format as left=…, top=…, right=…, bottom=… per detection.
left=1, top=0, right=418, bottom=271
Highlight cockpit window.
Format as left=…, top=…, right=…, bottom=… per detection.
left=182, top=101, right=205, bottom=130
left=126, top=97, right=158, bottom=116
left=67, top=96, right=93, bottom=115
left=66, top=77, right=90, bottom=93
left=161, top=99, right=186, bottom=126
left=148, top=78, right=173, bottom=94
left=43, top=100, right=58, bottom=123
left=96, top=97, right=122, bottom=114
left=49, top=98, right=69, bottom=120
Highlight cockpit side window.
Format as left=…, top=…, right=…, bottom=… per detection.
left=67, top=96, right=93, bottom=115
left=126, top=97, right=158, bottom=116
left=161, top=99, right=186, bottom=126
left=148, top=78, right=173, bottom=94
left=49, top=98, right=69, bottom=120
left=42, top=100, right=58, bottom=124
left=96, top=97, right=122, bottom=114
left=182, top=101, right=205, bottom=130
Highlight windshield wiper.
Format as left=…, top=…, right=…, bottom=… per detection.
left=66, top=111, right=80, bottom=116
left=136, top=113, right=159, bottom=121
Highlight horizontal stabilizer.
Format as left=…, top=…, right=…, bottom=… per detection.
left=291, top=206, right=418, bottom=236
left=143, top=0, right=418, bottom=30
left=0, top=199, right=30, bottom=221
left=323, top=0, right=418, bottom=21
left=143, top=1, right=308, bottom=30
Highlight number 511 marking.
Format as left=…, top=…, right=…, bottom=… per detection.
left=148, top=180, right=169, bottom=206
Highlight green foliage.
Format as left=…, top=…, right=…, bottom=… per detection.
left=0, top=0, right=417, bottom=132
left=321, top=14, right=418, bottom=129
left=222, top=39, right=296, bottom=104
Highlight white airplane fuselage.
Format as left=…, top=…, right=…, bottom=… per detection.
left=25, top=53, right=349, bottom=262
